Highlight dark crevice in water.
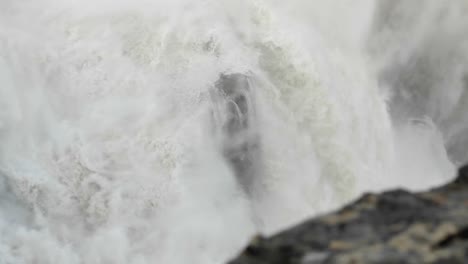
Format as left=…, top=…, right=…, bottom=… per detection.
left=212, top=73, right=260, bottom=195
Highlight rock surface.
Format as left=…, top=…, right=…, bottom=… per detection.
left=229, top=165, right=468, bottom=264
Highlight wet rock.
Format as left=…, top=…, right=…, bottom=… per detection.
left=229, top=165, right=468, bottom=264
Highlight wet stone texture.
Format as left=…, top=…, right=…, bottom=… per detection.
left=229, top=165, right=468, bottom=264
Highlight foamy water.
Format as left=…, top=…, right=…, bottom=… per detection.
left=0, top=1, right=465, bottom=263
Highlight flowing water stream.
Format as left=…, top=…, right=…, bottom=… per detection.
left=0, top=1, right=465, bottom=263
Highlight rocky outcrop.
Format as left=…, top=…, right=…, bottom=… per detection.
left=229, top=165, right=468, bottom=264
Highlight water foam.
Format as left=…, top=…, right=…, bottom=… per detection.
left=0, top=0, right=459, bottom=263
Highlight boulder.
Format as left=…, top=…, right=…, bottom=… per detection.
left=229, top=165, right=468, bottom=264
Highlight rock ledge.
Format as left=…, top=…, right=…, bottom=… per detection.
left=229, top=165, right=468, bottom=264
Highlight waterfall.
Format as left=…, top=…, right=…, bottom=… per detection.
left=0, top=0, right=462, bottom=263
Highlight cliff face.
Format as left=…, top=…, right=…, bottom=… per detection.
left=229, top=165, right=468, bottom=264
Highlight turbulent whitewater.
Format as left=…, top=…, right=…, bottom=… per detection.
left=0, top=0, right=466, bottom=263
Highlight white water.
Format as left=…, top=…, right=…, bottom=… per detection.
left=0, top=1, right=464, bottom=263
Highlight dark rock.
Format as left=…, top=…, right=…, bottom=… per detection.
left=229, top=166, right=468, bottom=264
left=453, top=164, right=468, bottom=185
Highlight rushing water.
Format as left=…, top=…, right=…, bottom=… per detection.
left=0, top=0, right=465, bottom=263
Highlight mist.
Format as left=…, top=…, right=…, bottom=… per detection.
left=0, top=1, right=464, bottom=263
